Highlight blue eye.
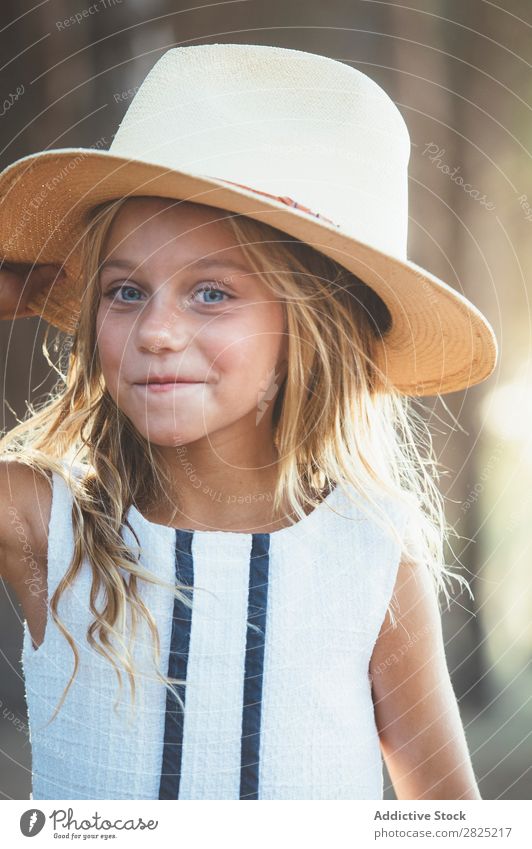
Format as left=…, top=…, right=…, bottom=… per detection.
left=193, top=285, right=231, bottom=305
left=104, top=284, right=142, bottom=303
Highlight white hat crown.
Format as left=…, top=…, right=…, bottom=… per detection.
left=111, top=43, right=411, bottom=260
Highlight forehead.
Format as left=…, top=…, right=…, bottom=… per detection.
left=102, top=197, right=241, bottom=260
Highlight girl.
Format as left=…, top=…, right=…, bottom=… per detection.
left=0, top=43, right=496, bottom=801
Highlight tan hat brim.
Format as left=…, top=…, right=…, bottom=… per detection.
left=0, top=148, right=497, bottom=396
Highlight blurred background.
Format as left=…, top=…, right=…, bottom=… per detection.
left=0, top=0, right=530, bottom=800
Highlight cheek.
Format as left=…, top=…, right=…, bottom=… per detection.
left=96, top=316, right=128, bottom=391
left=209, top=305, right=286, bottom=392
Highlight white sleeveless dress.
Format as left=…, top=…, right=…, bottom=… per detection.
left=21, top=461, right=408, bottom=800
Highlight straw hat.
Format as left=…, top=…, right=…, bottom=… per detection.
left=0, top=42, right=497, bottom=396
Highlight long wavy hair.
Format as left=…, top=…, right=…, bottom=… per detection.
left=0, top=195, right=470, bottom=725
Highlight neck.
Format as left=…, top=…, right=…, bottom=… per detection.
left=146, top=432, right=288, bottom=533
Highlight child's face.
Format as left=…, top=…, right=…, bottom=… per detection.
left=95, top=197, right=288, bottom=449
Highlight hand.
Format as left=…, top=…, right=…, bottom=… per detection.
left=0, top=261, right=65, bottom=320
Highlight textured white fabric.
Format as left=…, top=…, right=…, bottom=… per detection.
left=22, top=461, right=409, bottom=800
left=22, top=463, right=177, bottom=799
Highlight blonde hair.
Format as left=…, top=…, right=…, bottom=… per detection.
left=0, top=196, right=470, bottom=725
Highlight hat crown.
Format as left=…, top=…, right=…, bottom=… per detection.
left=110, top=43, right=411, bottom=259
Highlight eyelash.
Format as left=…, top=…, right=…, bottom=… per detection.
left=103, top=282, right=233, bottom=306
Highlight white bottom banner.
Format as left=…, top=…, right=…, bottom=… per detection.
left=1, top=800, right=529, bottom=847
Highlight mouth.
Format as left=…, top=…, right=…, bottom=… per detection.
left=134, top=381, right=204, bottom=393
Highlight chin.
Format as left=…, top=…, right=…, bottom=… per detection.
left=131, top=430, right=197, bottom=448
left=130, top=423, right=208, bottom=448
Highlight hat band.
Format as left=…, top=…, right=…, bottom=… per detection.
left=212, top=177, right=340, bottom=228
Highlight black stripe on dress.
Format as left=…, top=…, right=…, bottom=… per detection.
left=240, top=532, right=271, bottom=800
left=158, top=529, right=195, bottom=799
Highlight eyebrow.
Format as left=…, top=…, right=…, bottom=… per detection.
left=99, top=257, right=252, bottom=275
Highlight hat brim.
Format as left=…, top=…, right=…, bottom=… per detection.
left=0, top=148, right=497, bottom=396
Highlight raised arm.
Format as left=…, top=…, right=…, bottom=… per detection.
left=370, top=554, right=481, bottom=800
left=0, top=261, right=64, bottom=320
left=0, top=260, right=59, bottom=586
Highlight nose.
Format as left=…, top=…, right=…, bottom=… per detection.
left=136, top=290, right=194, bottom=353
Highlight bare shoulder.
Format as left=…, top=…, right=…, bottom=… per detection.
left=0, top=458, right=53, bottom=586
left=370, top=553, right=446, bottom=692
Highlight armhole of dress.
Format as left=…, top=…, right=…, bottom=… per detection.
left=377, top=499, right=412, bottom=636
left=22, top=461, right=77, bottom=659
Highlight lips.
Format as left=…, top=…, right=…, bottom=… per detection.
left=133, top=377, right=204, bottom=394
left=135, top=377, right=201, bottom=385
